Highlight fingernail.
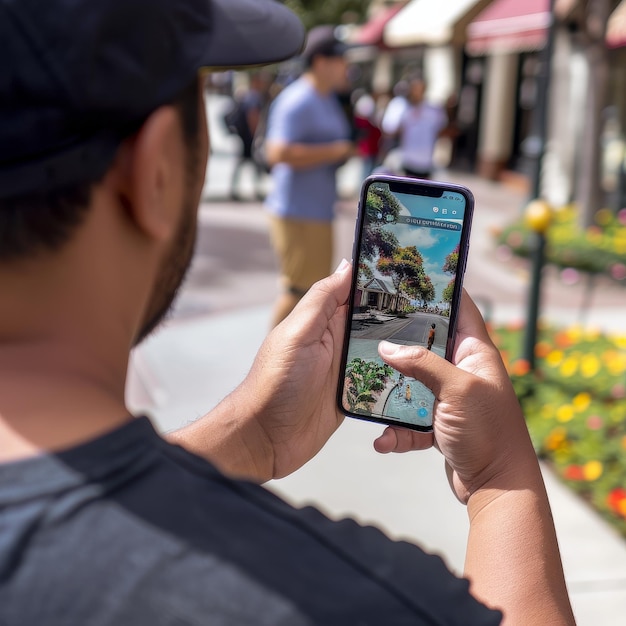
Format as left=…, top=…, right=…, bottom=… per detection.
left=334, top=258, right=350, bottom=274
left=378, top=341, right=400, bottom=356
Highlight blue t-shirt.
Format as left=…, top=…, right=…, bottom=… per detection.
left=265, top=77, right=351, bottom=222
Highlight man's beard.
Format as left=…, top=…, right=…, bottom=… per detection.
left=134, top=170, right=200, bottom=345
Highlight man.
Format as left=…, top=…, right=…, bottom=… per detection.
left=396, top=76, right=448, bottom=180
left=264, top=25, right=354, bottom=328
left=228, top=72, right=270, bottom=201
left=0, top=1, right=575, bottom=624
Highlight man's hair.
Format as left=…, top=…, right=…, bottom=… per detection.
left=0, top=79, right=200, bottom=262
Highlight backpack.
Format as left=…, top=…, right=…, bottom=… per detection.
left=222, top=99, right=247, bottom=136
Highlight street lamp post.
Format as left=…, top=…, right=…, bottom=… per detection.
left=521, top=0, right=557, bottom=369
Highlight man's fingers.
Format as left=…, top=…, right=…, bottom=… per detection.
left=283, top=260, right=352, bottom=338
left=456, top=290, right=493, bottom=345
left=378, top=341, right=459, bottom=399
left=374, top=426, right=433, bottom=453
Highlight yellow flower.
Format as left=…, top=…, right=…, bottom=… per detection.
left=545, top=428, right=567, bottom=450
left=546, top=350, right=563, bottom=367
left=566, top=325, right=583, bottom=342
left=614, top=336, right=626, bottom=349
left=556, top=405, right=575, bottom=422
left=620, top=435, right=626, bottom=450
left=583, top=460, right=603, bottom=481
left=560, top=356, right=578, bottom=377
left=606, top=352, right=626, bottom=376
left=615, top=237, right=626, bottom=255
left=580, top=354, right=601, bottom=378
left=573, top=392, right=592, bottom=411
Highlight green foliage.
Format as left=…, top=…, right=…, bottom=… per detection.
left=442, top=278, right=455, bottom=304
left=492, top=323, right=626, bottom=535
left=361, top=185, right=402, bottom=262
left=496, top=206, right=626, bottom=282
left=344, top=357, right=395, bottom=413
left=284, top=0, right=369, bottom=30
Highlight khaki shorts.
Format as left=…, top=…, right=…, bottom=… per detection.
left=269, top=215, right=333, bottom=294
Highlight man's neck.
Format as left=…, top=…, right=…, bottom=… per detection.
left=303, top=71, right=332, bottom=96
left=0, top=338, right=131, bottom=463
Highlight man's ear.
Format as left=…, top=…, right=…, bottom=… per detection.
left=110, top=106, right=185, bottom=242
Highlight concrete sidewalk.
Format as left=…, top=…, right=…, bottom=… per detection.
left=125, top=125, right=626, bottom=623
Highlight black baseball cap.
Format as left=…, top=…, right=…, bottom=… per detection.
left=0, top=0, right=305, bottom=199
left=301, top=25, right=348, bottom=64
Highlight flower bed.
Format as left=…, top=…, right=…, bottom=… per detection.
left=492, top=323, right=626, bottom=535
left=496, top=206, right=626, bottom=283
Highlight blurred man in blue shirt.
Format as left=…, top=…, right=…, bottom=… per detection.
left=265, top=26, right=353, bottom=327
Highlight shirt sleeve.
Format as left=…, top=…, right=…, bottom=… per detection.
left=266, top=94, right=308, bottom=144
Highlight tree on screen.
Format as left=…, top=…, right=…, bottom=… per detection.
left=441, top=244, right=459, bottom=310
left=377, top=245, right=431, bottom=310
left=359, top=186, right=402, bottom=276
left=442, top=244, right=459, bottom=275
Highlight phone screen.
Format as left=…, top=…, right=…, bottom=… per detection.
left=339, top=176, right=473, bottom=431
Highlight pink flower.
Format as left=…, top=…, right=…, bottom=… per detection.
left=587, top=415, right=603, bottom=430
left=610, top=263, right=626, bottom=281
left=611, top=384, right=626, bottom=400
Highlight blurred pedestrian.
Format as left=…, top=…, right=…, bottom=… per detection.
left=265, top=25, right=353, bottom=327
left=379, top=80, right=409, bottom=168
left=381, top=80, right=409, bottom=139
left=227, top=72, right=269, bottom=200
left=353, top=92, right=382, bottom=181
left=397, top=76, right=448, bottom=180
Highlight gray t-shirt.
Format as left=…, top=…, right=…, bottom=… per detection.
left=265, top=77, right=351, bottom=222
left=0, top=417, right=502, bottom=625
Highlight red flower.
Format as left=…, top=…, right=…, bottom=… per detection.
left=563, top=465, right=585, bottom=481
left=607, top=488, right=626, bottom=517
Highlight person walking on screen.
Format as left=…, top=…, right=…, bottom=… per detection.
left=427, top=323, right=436, bottom=350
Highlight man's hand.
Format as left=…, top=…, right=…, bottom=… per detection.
left=169, top=260, right=351, bottom=482
left=374, top=292, right=576, bottom=624
left=373, top=291, right=535, bottom=504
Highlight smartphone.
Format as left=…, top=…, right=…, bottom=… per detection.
left=337, top=175, right=474, bottom=432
